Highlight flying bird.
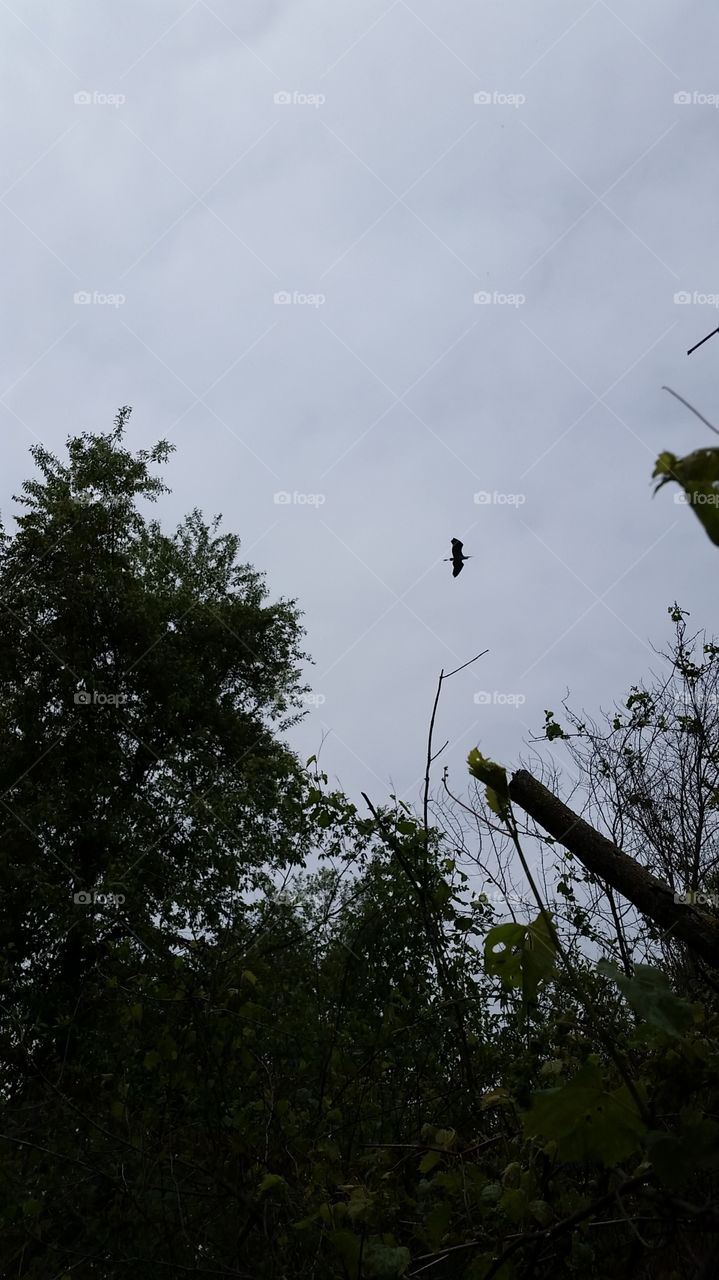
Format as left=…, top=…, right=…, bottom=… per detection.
left=445, top=538, right=471, bottom=578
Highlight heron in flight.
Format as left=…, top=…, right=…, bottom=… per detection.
left=445, top=538, right=471, bottom=578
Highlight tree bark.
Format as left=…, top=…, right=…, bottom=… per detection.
left=509, top=769, right=719, bottom=970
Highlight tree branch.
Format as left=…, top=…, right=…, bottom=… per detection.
left=509, top=769, right=719, bottom=968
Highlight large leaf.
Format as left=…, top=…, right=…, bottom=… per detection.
left=653, top=447, right=719, bottom=546
left=523, top=1060, right=646, bottom=1165
left=363, top=1241, right=411, bottom=1278
left=328, top=1230, right=361, bottom=1277
left=522, top=911, right=558, bottom=1005
left=484, top=922, right=527, bottom=989
left=485, top=913, right=556, bottom=1008
left=646, top=1113, right=719, bottom=1187
left=467, top=749, right=510, bottom=818
left=597, top=960, right=696, bottom=1037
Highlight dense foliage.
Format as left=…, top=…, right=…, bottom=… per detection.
left=1, top=416, right=718, bottom=1278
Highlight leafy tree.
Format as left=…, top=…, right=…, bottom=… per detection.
left=0, top=413, right=316, bottom=1257
left=536, top=609, right=719, bottom=995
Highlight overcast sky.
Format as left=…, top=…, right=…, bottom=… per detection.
left=2, top=0, right=718, bottom=829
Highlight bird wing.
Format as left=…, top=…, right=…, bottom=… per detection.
left=453, top=561, right=464, bottom=577
left=451, top=539, right=463, bottom=554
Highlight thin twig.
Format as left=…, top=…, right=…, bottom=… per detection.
left=661, top=386, right=719, bottom=437
left=687, top=325, right=719, bottom=356
left=423, top=651, right=489, bottom=838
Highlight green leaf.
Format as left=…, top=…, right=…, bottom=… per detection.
left=257, top=1173, right=286, bottom=1195
left=143, top=1050, right=160, bottom=1070
left=328, top=1229, right=361, bottom=1277
left=597, top=960, right=696, bottom=1037
left=346, top=1185, right=373, bottom=1222
left=523, top=1060, right=646, bottom=1165
left=480, top=1181, right=502, bottom=1204
left=529, top=1198, right=553, bottom=1227
left=363, top=1241, right=411, bottom=1278
left=653, top=446, right=719, bottom=547
left=423, top=1199, right=451, bottom=1249
left=499, top=1186, right=529, bottom=1222
left=434, top=1127, right=456, bottom=1149
left=480, top=1088, right=513, bottom=1110
left=467, top=749, right=510, bottom=818
left=484, top=914, right=556, bottom=1009
left=646, top=1114, right=719, bottom=1188
left=543, top=710, right=567, bottom=741
left=484, top=922, right=527, bottom=990
left=419, top=1149, right=442, bottom=1173
left=522, top=911, right=557, bottom=1004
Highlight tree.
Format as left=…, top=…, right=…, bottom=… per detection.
left=0, top=412, right=314, bottom=1208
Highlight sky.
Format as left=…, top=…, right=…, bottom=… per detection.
left=1, top=0, right=718, bottom=837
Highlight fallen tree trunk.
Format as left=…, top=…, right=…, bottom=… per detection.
left=509, top=768, right=719, bottom=970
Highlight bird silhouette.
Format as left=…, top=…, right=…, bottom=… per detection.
left=444, top=538, right=471, bottom=578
